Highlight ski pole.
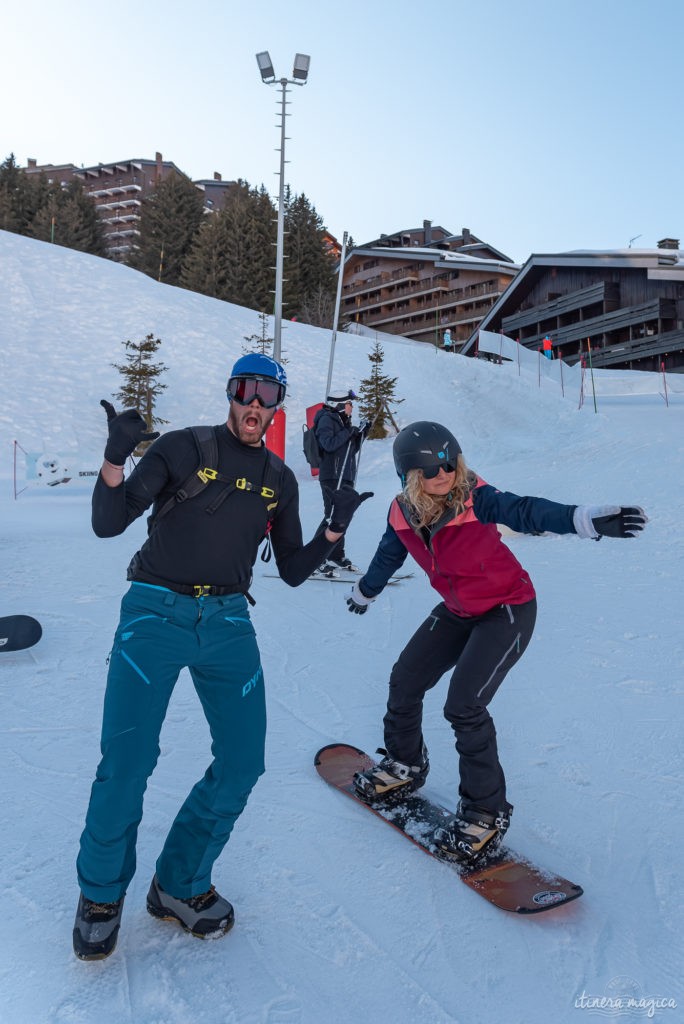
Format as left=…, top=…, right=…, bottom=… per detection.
left=336, top=439, right=353, bottom=490
left=352, top=406, right=382, bottom=487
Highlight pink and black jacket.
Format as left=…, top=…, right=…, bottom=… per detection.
left=359, top=478, right=578, bottom=618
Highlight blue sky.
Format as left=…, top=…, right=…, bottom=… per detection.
left=4, top=0, right=681, bottom=263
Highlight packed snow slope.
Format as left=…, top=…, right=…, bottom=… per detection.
left=1, top=231, right=682, bottom=1024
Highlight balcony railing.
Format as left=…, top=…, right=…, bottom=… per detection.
left=86, top=184, right=143, bottom=198
left=96, top=199, right=142, bottom=211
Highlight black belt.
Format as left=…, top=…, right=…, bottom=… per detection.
left=133, top=575, right=247, bottom=598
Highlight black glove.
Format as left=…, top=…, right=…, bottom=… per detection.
left=328, top=487, right=373, bottom=533
left=360, top=420, right=372, bottom=440
left=345, top=582, right=375, bottom=615
left=592, top=506, right=647, bottom=539
left=350, top=426, right=363, bottom=451
left=100, top=399, right=160, bottom=465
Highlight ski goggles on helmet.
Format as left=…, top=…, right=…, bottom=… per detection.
left=227, top=375, right=286, bottom=408
left=421, top=462, right=457, bottom=479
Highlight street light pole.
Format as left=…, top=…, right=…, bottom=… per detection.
left=273, top=78, right=288, bottom=362
left=256, top=51, right=310, bottom=363
left=325, top=230, right=349, bottom=399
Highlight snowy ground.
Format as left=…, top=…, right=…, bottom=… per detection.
left=1, top=231, right=682, bottom=1023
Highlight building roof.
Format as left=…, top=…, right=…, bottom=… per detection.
left=462, top=247, right=684, bottom=353
left=74, top=157, right=188, bottom=179
left=359, top=225, right=453, bottom=247
left=345, top=244, right=519, bottom=276
left=354, top=223, right=514, bottom=264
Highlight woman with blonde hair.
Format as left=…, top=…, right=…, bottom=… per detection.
left=346, top=421, right=646, bottom=862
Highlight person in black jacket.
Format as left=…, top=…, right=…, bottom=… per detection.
left=313, top=391, right=370, bottom=573
left=73, top=354, right=371, bottom=962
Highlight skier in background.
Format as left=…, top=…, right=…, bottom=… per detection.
left=73, top=354, right=371, bottom=961
left=313, top=390, right=370, bottom=574
left=346, top=421, right=647, bottom=862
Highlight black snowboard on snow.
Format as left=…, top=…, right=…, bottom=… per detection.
left=0, top=616, right=42, bottom=652
left=315, top=743, right=584, bottom=915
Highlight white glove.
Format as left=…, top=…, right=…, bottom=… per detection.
left=345, top=581, right=376, bottom=615
left=573, top=505, right=648, bottom=540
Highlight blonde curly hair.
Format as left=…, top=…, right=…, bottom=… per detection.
left=401, top=455, right=477, bottom=530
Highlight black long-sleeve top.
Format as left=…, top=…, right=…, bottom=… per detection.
left=92, top=423, right=333, bottom=589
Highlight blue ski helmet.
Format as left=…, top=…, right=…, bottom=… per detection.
left=392, top=421, right=461, bottom=478
left=227, top=353, right=287, bottom=395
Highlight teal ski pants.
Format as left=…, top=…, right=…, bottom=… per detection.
left=77, top=583, right=266, bottom=902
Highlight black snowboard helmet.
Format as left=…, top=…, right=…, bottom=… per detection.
left=392, top=421, right=462, bottom=479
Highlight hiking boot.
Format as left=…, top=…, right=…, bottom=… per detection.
left=73, top=893, right=124, bottom=961
left=353, top=745, right=429, bottom=801
left=433, top=802, right=512, bottom=862
left=146, top=875, right=234, bottom=938
left=329, top=556, right=360, bottom=572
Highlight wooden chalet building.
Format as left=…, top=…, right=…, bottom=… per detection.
left=341, top=222, right=518, bottom=347
left=465, top=242, right=684, bottom=372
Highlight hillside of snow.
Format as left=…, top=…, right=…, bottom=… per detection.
left=0, top=231, right=682, bottom=1024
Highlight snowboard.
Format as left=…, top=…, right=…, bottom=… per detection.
left=0, top=615, right=42, bottom=653
left=314, top=743, right=583, bottom=915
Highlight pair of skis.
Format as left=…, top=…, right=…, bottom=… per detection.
left=307, top=569, right=413, bottom=586
left=264, top=570, right=414, bottom=586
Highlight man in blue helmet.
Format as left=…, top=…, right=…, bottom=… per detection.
left=73, top=353, right=371, bottom=962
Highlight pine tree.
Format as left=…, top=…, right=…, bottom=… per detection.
left=0, top=154, right=22, bottom=232
left=358, top=340, right=399, bottom=439
left=179, top=181, right=276, bottom=310
left=242, top=311, right=274, bottom=356
left=179, top=181, right=336, bottom=323
left=283, top=189, right=336, bottom=322
left=29, top=180, right=106, bottom=255
left=112, top=333, right=168, bottom=452
left=221, top=181, right=276, bottom=310
left=243, top=184, right=277, bottom=311
left=0, top=186, right=18, bottom=232
left=180, top=210, right=232, bottom=298
left=61, top=180, right=107, bottom=255
left=0, top=154, right=47, bottom=234
left=213, top=181, right=253, bottom=307
left=129, top=171, right=205, bottom=285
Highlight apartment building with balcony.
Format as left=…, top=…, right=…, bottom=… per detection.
left=23, top=154, right=235, bottom=260
left=464, top=241, right=684, bottom=372
left=341, top=222, right=518, bottom=347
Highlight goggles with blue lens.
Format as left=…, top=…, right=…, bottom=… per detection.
left=421, top=462, right=456, bottom=479
left=228, top=375, right=286, bottom=409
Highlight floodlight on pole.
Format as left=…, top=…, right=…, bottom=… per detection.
left=292, top=53, right=310, bottom=81
left=255, top=50, right=311, bottom=363
left=256, top=51, right=275, bottom=83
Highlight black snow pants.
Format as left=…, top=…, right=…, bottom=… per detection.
left=383, top=598, right=537, bottom=813
left=317, top=480, right=346, bottom=562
